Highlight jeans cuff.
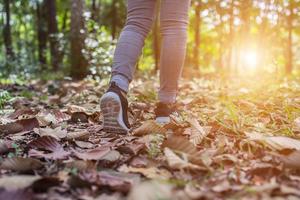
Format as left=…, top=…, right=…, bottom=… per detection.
left=158, top=91, right=177, bottom=104
left=111, top=74, right=130, bottom=92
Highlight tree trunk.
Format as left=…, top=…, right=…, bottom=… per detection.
left=91, top=0, right=100, bottom=22
left=3, top=0, right=14, bottom=59
left=46, top=0, right=60, bottom=71
left=286, top=0, right=294, bottom=74
left=36, top=0, right=48, bottom=68
left=111, top=0, right=117, bottom=39
left=70, top=0, right=88, bottom=80
left=194, top=1, right=201, bottom=69
left=228, top=0, right=234, bottom=73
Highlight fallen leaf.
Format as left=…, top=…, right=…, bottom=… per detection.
left=187, top=118, right=210, bottom=146
left=36, top=112, right=58, bottom=126
left=0, top=118, right=39, bottom=135
left=66, top=130, right=90, bottom=141
left=273, top=150, right=300, bottom=170
left=294, top=117, right=300, bottom=131
left=0, top=157, right=43, bottom=172
left=0, top=175, right=40, bottom=190
left=76, top=170, right=139, bottom=193
left=0, top=188, right=33, bottom=200
left=28, top=136, right=70, bottom=159
left=211, top=180, right=231, bottom=193
left=119, top=165, right=172, bottom=180
left=117, top=142, right=145, bottom=155
left=0, top=140, right=12, bottom=154
left=33, top=127, right=67, bottom=141
left=246, top=132, right=300, bottom=151
left=31, top=176, right=61, bottom=193
left=74, top=141, right=94, bottom=149
left=162, top=135, right=206, bottom=166
left=8, top=108, right=37, bottom=119
left=163, top=148, right=204, bottom=170
left=74, top=146, right=119, bottom=161
left=67, top=105, right=87, bottom=113
left=133, top=120, right=168, bottom=136
left=65, top=160, right=96, bottom=171
left=128, top=180, right=172, bottom=200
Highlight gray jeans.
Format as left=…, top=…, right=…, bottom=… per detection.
left=111, top=0, right=191, bottom=103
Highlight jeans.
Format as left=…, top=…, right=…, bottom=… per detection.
left=111, top=0, right=191, bottom=103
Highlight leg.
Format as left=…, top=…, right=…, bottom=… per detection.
left=159, top=0, right=191, bottom=103
left=111, top=0, right=156, bottom=92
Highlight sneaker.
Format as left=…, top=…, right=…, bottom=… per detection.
left=100, top=82, right=130, bottom=134
left=154, top=102, right=175, bottom=125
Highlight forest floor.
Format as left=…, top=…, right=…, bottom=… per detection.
left=0, top=75, right=300, bottom=200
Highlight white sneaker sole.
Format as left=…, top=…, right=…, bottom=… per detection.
left=155, top=117, right=171, bottom=125
left=100, top=92, right=129, bottom=134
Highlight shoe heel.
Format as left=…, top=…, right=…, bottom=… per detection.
left=100, top=93, right=128, bottom=134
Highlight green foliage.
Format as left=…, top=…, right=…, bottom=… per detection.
left=147, top=134, right=165, bottom=158
left=0, top=90, right=12, bottom=109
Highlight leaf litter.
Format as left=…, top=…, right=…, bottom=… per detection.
left=0, top=76, right=300, bottom=199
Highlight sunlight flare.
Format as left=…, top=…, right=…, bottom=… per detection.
left=243, top=50, right=258, bottom=70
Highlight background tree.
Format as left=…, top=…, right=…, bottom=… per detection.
left=70, top=0, right=88, bottom=80
left=46, top=0, right=60, bottom=71
left=36, top=0, right=48, bottom=68
left=3, top=0, right=14, bottom=59
left=193, top=0, right=201, bottom=69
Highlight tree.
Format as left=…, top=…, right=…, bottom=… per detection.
left=286, top=0, right=295, bottom=74
left=111, top=0, right=117, bottom=39
left=36, top=0, right=48, bottom=67
left=228, top=0, right=235, bottom=73
left=46, top=0, right=60, bottom=71
left=91, top=0, right=100, bottom=22
left=3, top=0, right=14, bottom=59
left=70, top=0, right=88, bottom=80
left=193, top=1, right=201, bottom=69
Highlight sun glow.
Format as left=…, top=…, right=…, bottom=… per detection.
left=242, top=50, right=258, bottom=70
left=234, top=47, right=260, bottom=72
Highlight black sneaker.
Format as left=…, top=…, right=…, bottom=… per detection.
left=100, top=82, right=130, bottom=134
left=154, top=102, right=175, bottom=124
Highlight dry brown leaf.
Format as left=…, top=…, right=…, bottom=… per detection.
left=163, top=148, right=204, bottom=170
left=119, top=165, right=172, bottom=180
left=187, top=118, right=211, bottom=146
left=128, top=180, right=172, bottom=200
left=36, top=113, right=58, bottom=126
left=66, top=130, right=90, bottom=141
left=117, top=142, right=145, bottom=155
left=74, top=146, right=120, bottom=161
left=0, top=175, right=41, bottom=190
left=66, top=105, right=87, bottom=114
left=0, top=118, right=39, bottom=135
left=31, top=176, right=62, bottom=193
left=0, top=157, right=43, bottom=172
left=70, top=112, right=89, bottom=123
left=74, top=141, right=94, bottom=149
left=246, top=132, right=300, bottom=151
left=273, top=150, right=300, bottom=170
left=101, top=150, right=121, bottom=162
left=8, top=108, right=37, bottom=119
left=162, top=135, right=205, bottom=166
left=132, top=120, right=168, bottom=136
left=294, top=117, right=300, bottom=131
left=33, top=127, right=67, bottom=141
left=0, top=140, right=12, bottom=154
left=65, top=160, right=96, bottom=170
left=28, top=136, right=70, bottom=159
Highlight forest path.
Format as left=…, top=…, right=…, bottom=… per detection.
left=0, top=76, right=300, bottom=199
